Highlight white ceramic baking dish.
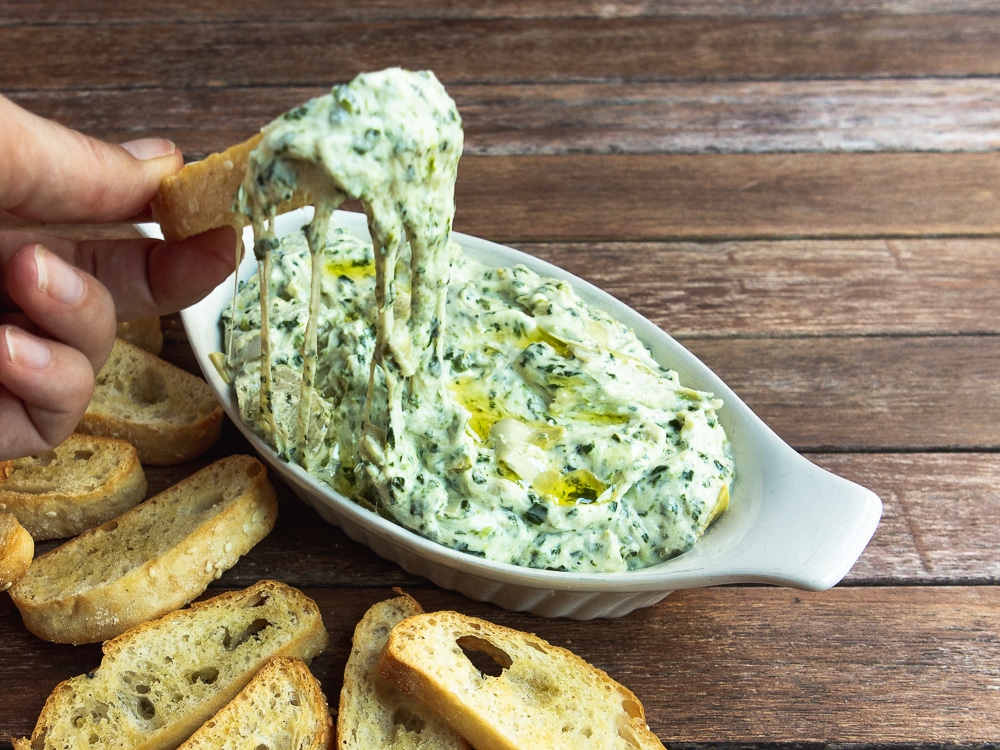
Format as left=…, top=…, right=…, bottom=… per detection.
left=138, top=209, right=882, bottom=619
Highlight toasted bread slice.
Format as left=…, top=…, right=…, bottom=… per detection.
left=0, top=432, right=146, bottom=540
left=151, top=132, right=309, bottom=243
left=13, top=580, right=328, bottom=750
left=9, top=454, right=278, bottom=644
left=79, top=337, right=223, bottom=466
left=378, top=611, right=666, bottom=750
left=178, top=656, right=333, bottom=750
left=338, top=593, right=470, bottom=750
left=0, top=512, right=33, bottom=591
left=117, top=316, right=164, bottom=355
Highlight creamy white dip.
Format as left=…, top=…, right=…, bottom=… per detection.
left=226, top=68, right=734, bottom=573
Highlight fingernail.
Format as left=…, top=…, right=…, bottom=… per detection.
left=120, top=138, right=177, bottom=161
left=3, top=327, right=51, bottom=369
left=34, top=245, right=85, bottom=305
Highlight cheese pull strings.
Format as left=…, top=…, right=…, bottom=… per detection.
left=238, top=69, right=464, bottom=489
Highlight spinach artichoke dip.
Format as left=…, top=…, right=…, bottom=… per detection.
left=224, top=67, right=735, bottom=573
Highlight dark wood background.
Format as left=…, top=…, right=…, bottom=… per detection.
left=1, top=2, right=998, bottom=747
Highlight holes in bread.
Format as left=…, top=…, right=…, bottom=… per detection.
left=72, top=449, right=95, bottom=462
left=223, top=617, right=271, bottom=651
left=392, top=705, right=426, bottom=733
left=189, top=667, right=220, bottom=685
left=456, top=635, right=512, bottom=678
left=135, top=697, right=156, bottom=721
left=129, top=366, right=169, bottom=406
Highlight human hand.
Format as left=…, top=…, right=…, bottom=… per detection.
left=0, top=95, right=237, bottom=461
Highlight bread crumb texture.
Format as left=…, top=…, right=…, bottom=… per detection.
left=9, top=455, right=279, bottom=644
left=380, top=611, right=665, bottom=750
left=14, top=581, right=327, bottom=750
left=0, top=433, right=146, bottom=540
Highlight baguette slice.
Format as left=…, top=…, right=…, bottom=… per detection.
left=178, top=656, right=333, bottom=750
left=151, top=132, right=308, bottom=243
left=0, top=512, right=33, bottom=591
left=0, top=432, right=146, bottom=540
left=14, top=580, right=328, bottom=750
left=378, top=611, right=666, bottom=750
left=9, top=454, right=278, bottom=644
left=117, top=316, right=164, bottom=355
left=338, top=593, right=470, bottom=750
left=79, top=337, right=223, bottom=466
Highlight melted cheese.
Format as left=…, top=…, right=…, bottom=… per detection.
left=228, top=68, right=734, bottom=572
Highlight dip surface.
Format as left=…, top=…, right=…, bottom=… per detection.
left=228, top=68, right=734, bottom=572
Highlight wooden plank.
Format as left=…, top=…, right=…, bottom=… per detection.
left=13, top=153, right=998, bottom=243
left=526, top=238, right=1000, bottom=337
left=813, top=452, right=1000, bottom=585
left=11, top=78, right=1000, bottom=158
left=2, top=0, right=997, bottom=25
left=453, top=153, right=1000, bottom=242
left=121, top=450, right=997, bottom=590
left=685, top=335, right=1000, bottom=451
left=1, top=586, right=996, bottom=746
left=2, top=15, right=1000, bottom=92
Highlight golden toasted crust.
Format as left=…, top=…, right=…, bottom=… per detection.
left=9, top=455, right=279, bottom=644
left=14, top=580, right=328, bottom=750
left=116, top=316, right=164, bottom=355
left=151, top=132, right=309, bottom=243
left=151, top=133, right=263, bottom=243
left=0, top=513, right=33, bottom=591
left=338, top=593, right=470, bottom=750
left=178, top=657, right=333, bottom=750
left=0, top=432, right=146, bottom=541
left=0, top=459, right=12, bottom=482
left=79, top=337, right=223, bottom=466
left=378, top=610, right=666, bottom=750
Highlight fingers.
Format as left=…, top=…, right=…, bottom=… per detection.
left=4, top=243, right=116, bottom=370
left=78, top=226, right=239, bottom=321
left=0, top=94, right=183, bottom=223
left=0, top=244, right=116, bottom=459
left=1, top=227, right=238, bottom=323
left=0, top=325, right=97, bottom=460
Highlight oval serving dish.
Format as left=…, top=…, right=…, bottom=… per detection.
left=138, top=209, right=882, bottom=620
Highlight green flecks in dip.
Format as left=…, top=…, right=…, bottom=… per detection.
left=227, top=67, right=734, bottom=573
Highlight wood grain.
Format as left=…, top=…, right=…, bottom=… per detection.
left=453, top=153, right=1000, bottom=242
left=11, top=78, right=1000, bottom=158
left=814, top=452, right=1000, bottom=584
left=686, top=335, right=1000, bottom=451
left=3, top=0, right=999, bottom=25
left=2, top=2, right=998, bottom=747
left=2, top=14, right=1000, bottom=93
left=2, top=586, right=996, bottom=746
left=527, top=238, right=1000, bottom=336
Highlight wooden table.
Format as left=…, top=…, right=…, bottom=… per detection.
left=2, top=2, right=998, bottom=747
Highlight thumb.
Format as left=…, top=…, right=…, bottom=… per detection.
left=0, top=95, right=183, bottom=223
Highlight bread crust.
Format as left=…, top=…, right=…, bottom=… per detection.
left=116, top=316, right=164, bottom=355
left=9, top=454, right=279, bottom=644
left=338, top=592, right=470, bottom=750
left=178, top=656, right=333, bottom=750
left=14, top=580, right=328, bottom=750
left=152, top=133, right=263, bottom=243
left=378, top=610, right=666, bottom=750
left=151, top=132, right=309, bottom=243
left=0, top=512, right=33, bottom=591
left=0, top=432, right=146, bottom=540
left=79, top=337, right=223, bottom=466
